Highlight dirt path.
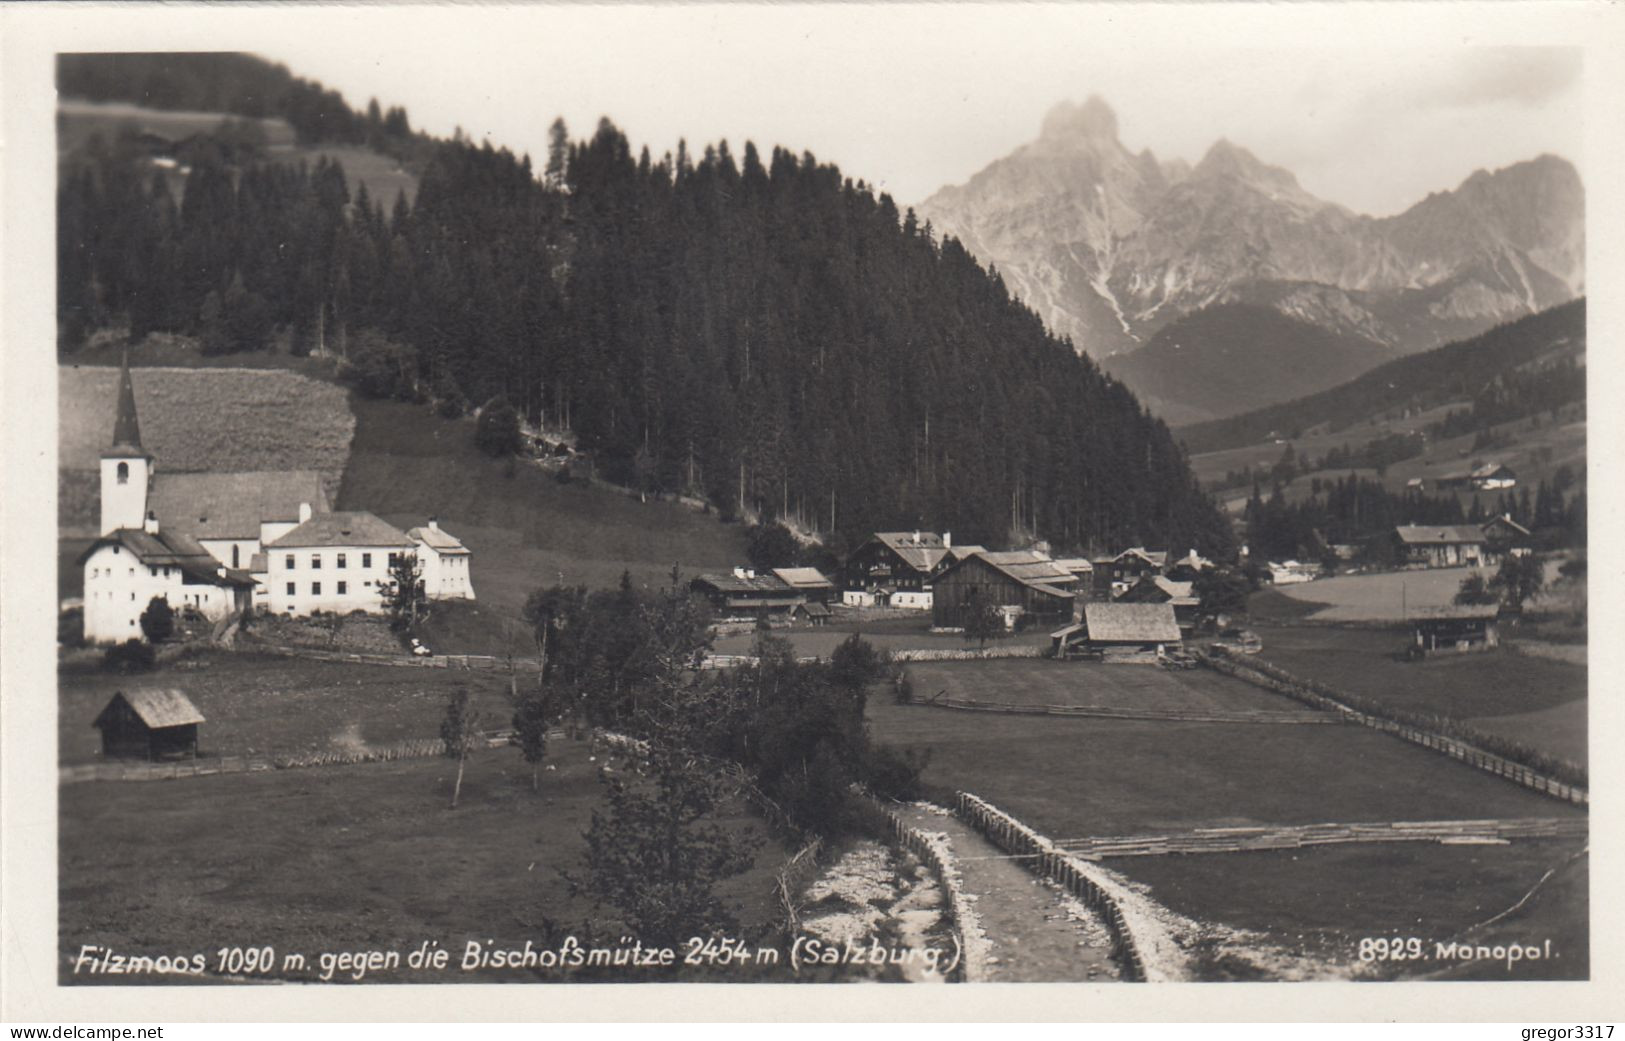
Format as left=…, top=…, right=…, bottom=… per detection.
left=898, top=804, right=1120, bottom=982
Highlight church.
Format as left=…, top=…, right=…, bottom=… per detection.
left=79, top=358, right=475, bottom=644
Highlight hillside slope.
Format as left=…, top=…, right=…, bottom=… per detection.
left=1178, top=299, right=1585, bottom=456
left=336, top=397, right=750, bottom=618
left=1101, top=305, right=1394, bottom=425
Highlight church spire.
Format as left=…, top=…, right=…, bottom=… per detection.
left=110, top=349, right=143, bottom=453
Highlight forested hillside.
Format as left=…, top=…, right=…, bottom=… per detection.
left=1179, top=301, right=1586, bottom=456
left=56, top=54, right=1233, bottom=557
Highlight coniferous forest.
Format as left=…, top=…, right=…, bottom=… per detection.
left=56, top=54, right=1234, bottom=557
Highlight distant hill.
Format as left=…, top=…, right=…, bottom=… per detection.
left=916, top=96, right=1584, bottom=361
left=1102, top=304, right=1394, bottom=425
left=1178, top=299, right=1585, bottom=457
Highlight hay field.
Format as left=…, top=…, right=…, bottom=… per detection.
left=902, top=658, right=1299, bottom=715
left=58, top=365, right=354, bottom=532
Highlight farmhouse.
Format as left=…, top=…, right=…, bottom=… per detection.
left=1164, top=549, right=1214, bottom=582
left=1470, top=463, right=1518, bottom=490
left=1480, top=514, right=1533, bottom=561
left=843, top=531, right=952, bottom=595
left=931, top=550, right=1076, bottom=631
left=1117, top=574, right=1200, bottom=632
left=1409, top=605, right=1501, bottom=655
left=81, top=354, right=477, bottom=640
left=407, top=519, right=477, bottom=600
left=690, top=569, right=803, bottom=620
left=93, top=688, right=203, bottom=760
left=1050, top=602, right=1182, bottom=663
left=1394, top=525, right=1487, bottom=568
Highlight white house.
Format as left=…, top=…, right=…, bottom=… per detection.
left=407, top=519, right=476, bottom=600
left=265, top=511, right=419, bottom=616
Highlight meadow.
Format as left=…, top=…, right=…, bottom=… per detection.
left=58, top=739, right=788, bottom=984
left=900, top=658, right=1304, bottom=715
left=58, top=365, right=354, bottom=534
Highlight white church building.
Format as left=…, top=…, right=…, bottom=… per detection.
left=79, top=358, right=475, bottom=644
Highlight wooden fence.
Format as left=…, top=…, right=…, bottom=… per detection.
left=1204, top=651, right=1588, bottom=805
left=246, top=643, right=544, bottom=672
left=955, top=792, right=1150, bottom=982
left=867, top=798, right=989, bottom=982
left=892, top=645, right=1044, bottom=663
left=772, top=838, right=826, bottom=934
left=1056, top=817, right=1589, bottom=859
left=914, top=695, right=1337, bottom=725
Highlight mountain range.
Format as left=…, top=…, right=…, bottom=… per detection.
left=916, top=97, right=1584, bottom=421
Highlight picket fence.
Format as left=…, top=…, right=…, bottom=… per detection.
left=955, top=792, right=1150, bottom=982
left=1203, top=651, right=1588, bottom=805
left=1055, top=816, right=1589, bottom=859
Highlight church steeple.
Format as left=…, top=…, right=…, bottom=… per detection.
left=108, top=350, right=146, bottom=456
left=99, top=352, right=153, bottom=535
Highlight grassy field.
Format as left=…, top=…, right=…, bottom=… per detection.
left=58, top=652, right=520, bottom=765
left=59, top=739, right=787, bottom=984
left=1250, top=626, right=1587, bottom=765
left=59, top=365, right=354, bottom=533
left=340, top=396, right=750, bottom=619
left=866, top=697, right=1582, bottom=836
left=711, top=624, right=1049, bottom=658
left=900, top=659, right=1302, bottom=714
left=1110, top=840, right=1587, bottom=980
left=1270, top=567, right=1488, bottom=621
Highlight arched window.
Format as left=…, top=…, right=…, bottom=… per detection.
left=116, top=461, right=129, bottom=484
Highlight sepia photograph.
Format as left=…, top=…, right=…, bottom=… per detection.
left=3, top=0, right=1621, bottom=1025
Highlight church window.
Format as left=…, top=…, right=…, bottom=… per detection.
left=116, top=462, right=129, bottom=484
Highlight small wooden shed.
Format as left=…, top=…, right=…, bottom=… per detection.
left=93, top=688, right=204, bottom=760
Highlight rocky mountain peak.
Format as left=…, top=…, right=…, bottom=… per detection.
left=1039, top=96, right=1120, bottom=146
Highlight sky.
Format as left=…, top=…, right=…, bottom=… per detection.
left=241, top=6, right=1587, bottom=218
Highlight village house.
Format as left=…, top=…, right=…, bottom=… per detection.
left=930, top=550, right=1076, bottom=631
left=690, top=569, right=804, bottom=621
left=1393, top=525, right=1488, bottom=568
left=407, top=519, right=477, bottom=600
left=265, top=511, right=421, bottom=616
left=1480, top=514, right=1533, bottom=562
left=1164, top=549, right=1214, bottom=582
left=1116, top=574, right=1200, bottom=632
left=842, top=531, right=953, bottom=600
left=1050, top=602, right=1182, bottom=663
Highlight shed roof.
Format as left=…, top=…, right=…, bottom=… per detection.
left=96, top=688, right=205, bottom=730
left=267, top=511, right=415, bottom=549
left=1395, top=525, right=1487, bottom=546
left=149, top=471, right=330, bottom=541
left=1083, top=602, right=1181, bottom=643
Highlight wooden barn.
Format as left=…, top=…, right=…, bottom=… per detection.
left=771, top=567, right=838, bottom=605
left=1409, top=605, right=1501, bottom=655
left=1117, top=574, right=1200, bottom=632
left=1051, top=603, right=1182, bottom=663
left=842, top=532, right=951, bottom=594
left=1480, top=514, right=1533, bottom=562
left=931, top=551, right=1076, bottom=631
left=93, top=688, right=204, bottom=760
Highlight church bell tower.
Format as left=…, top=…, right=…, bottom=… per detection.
left=99, top=353, right=153, bottom=535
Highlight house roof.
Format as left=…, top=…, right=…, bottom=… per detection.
left=1167, top=550, right=1213, bottom=573
left=771, top=567, right=835, bottom=590
left=871, top=532, right=949, bottom=573
left=1114, top=547, right=1168, bottom=568
left=407, top=524, right=470, bottom=554
left=945, top=545, right=989, bottom=561
left=267, top=511, right=414, bottom=549
left=1395, top=525, right=1487, bottom=546
left=1482, top=515, right=1532, bottom=537
left=977, top=551, right=1079, bottom=587
left=1050, top=557, right=1095, bottom=574
left=149, top=471, right=330, bottom=541
left=96, top=688, right=204, bottom=730
left=692, top=572, right=796, bottom=596
left=796, top=601, right=833, bottom=617
left=1471, top=462, right=1515, bottom=479
left=79, top=527, right=209, bottom=566
left=1083, top=602, right=1182, bottom=643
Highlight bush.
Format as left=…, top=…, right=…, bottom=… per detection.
left=58, top=608, right=86, bottom=648
left=343, top=330, right=418, bottom=400
left=139, top=596, right=175, bottom=644
left=475, top=397, right=522, bottom=457
left=102, top=638, right=156, bottom=673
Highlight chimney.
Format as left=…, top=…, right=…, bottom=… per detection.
left=299, top=502, right=313, bottom=523
left=143, top=511, right=159, bottom=535
left=943, top=531, right=952, bottom=549
left=912, top=530, right=920, bottom=544
left=733, top=566, right=748, bottom=580
left=429, top=517, right=440, bottom=532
